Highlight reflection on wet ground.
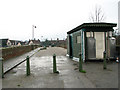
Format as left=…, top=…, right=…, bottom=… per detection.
left=2, top=47, right=118, bottom=88
left=3, top=48, right=41, bottom=72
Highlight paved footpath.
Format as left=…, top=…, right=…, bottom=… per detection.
left=3, top=47, right=41, bottom=72
left=2, top=47, right=118, bottom=88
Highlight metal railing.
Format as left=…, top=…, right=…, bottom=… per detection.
left=0, top=47, right=40, bottom=78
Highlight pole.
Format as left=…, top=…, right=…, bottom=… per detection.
left=32, top=25, right=34, bottom=40
left=0, top=58, right=4, bottom=78
left=103, top=51, right=107, bottom=69
left=104, top=32, right=107, bottom=52
left=53, top=54, right=59, bottom=74
left=26, top=56, right=30, bottom=76
left=53, top=54, right=56, bottom=73
left=79, top=53, right=82, bottom=72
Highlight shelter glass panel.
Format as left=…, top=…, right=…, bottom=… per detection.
left=76, top=36, right=81, bottom=43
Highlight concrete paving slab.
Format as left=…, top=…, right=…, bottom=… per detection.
left=2, top=47, right=118, bottom=88
left=2, top=56, right=95, bottom=88
left=3, top=47, right=41, bottom=72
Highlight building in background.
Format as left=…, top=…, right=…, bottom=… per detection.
left=0, top=39, right=9, bottom=47
left=7, top=40, right=26, bottom=46
left=41, top=38, right=67, bottom=48
left=28, top=39, right=41, bottom=45
left=116, top=1, right=120, bottom=59
left=0, top=39, right=26, bottom=47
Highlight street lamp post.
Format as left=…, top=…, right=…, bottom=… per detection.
left=32, top=25, right=37, bottom=40
left=41, top=36, right=43, bottom=41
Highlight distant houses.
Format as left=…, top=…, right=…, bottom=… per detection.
left=28, top=39, right=41, bottom=45
left=41, top=38, right=67, bottom=48
left=7, top=39, right=26, bottom=46
left=0, top=38, right=67, bottom=49
left=0, top=39, right=26, bottom=47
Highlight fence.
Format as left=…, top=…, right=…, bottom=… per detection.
left=1, top=45, right=39, bottom=60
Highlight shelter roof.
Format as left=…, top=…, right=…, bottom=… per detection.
left=67, top=23, right=117, bottom=34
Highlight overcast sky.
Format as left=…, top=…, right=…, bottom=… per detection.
left=0, top=0, right=119, bottom=41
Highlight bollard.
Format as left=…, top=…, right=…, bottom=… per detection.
left=0, top=58, right=4, bottom=78
left=26, top=56, right=30, bottom=76
left=116, top=57, right=119, bottom=63
left=31, top=45, right=34, bottom=50
left=79, top=53, right=82, bottom=72
left=103, top=51, right=107, bottom=69
left=53, top=54, right=59, bottom=74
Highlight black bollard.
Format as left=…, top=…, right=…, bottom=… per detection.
left=103, top=51, right=107, bottom=69
left=79, top=53, right=82, bottom=72
left=53, top=54, right=59, bottom=74
left=26, top=56, right=30, bottom=76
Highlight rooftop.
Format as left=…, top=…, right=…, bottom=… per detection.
left=67, top=22, right=117, bottom=34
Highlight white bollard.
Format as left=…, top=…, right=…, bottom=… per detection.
left=116, top=57, right=119, bottom=63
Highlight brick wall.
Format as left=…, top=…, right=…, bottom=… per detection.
left=1, top=45, right=39, bottom=60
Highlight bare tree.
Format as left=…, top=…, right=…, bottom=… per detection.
left=89, top=5, right=105, bottom=22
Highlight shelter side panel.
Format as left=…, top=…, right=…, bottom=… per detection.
left=95, top=32, right=105, bottom=59
left=72, top=31, right=81, bottom=58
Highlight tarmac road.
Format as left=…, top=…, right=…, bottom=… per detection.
left=2, top=47, right=118, bottom=88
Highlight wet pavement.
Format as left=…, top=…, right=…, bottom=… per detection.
left=3, top=47, right=41, bottom=72
left=2, top=47, right=118, bottom=88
